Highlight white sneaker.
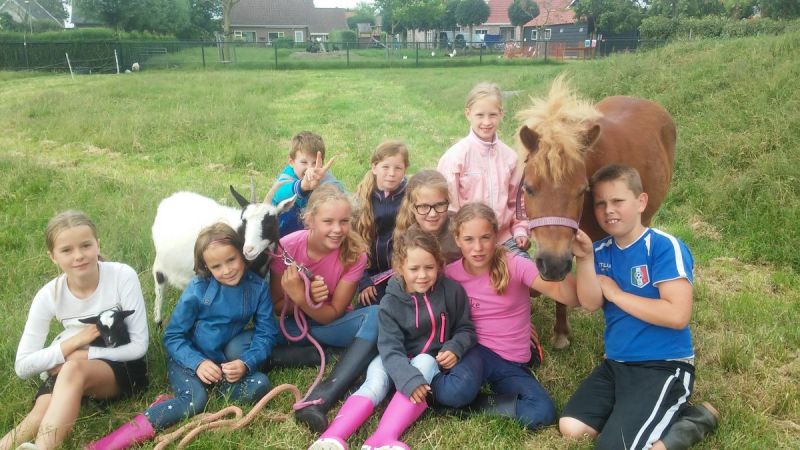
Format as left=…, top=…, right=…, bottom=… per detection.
left=16, top=443, right=39, bottom=450
left=309, top=436, right=347, bottom=450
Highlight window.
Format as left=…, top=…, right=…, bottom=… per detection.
left=475, top=29, right=488, bottom=35
left=268, top=32, right=284, bottom=42
left=544, top=29, right=552, bottom=40
left=531, top=29, right=538, bottom=40
left=295, top=31, right=304, bottom=43
left=234, top=31, right=242, bottom=38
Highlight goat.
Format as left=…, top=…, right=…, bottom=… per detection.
left=79, top=308, right=134, bottom=348
left=131, top=62, right=140, bottom=72
left=151, top=182, right=294, bottom=325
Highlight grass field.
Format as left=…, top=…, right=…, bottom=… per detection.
left=1, top=30, right=798, bottom=449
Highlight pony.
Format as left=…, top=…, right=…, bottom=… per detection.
left=516, top=75, right=676, bottom=348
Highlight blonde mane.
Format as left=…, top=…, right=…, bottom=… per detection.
left=516, top=75, right=602, bottom=183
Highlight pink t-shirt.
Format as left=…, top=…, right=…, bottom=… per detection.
left=445, top=253, right=538, bottom=363
left=270, top=230, right=367, bottom=305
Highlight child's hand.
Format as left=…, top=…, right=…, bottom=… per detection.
left=514, top=235, right=531, bottom=250
left=196, top=360, right=222, bottom=385
left=598, top=275, right=622, bottom=302
left=310, top=276, right=329, bottom=303
left=358, top=286, right=377, bottom=305
left=281, top=265, right=306, bottom=305
left=409, top=384, right=431, bottom=404
left=221, top=359, right=247, bottom=383
left=572, top=229, right=593, bottom=259
left=63, top=324, right=101, bottom=354
left=436, top=350, right=458, bottom=370
left=301, top=152, right=338, bottom=191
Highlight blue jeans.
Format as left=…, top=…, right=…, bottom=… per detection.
left=143, top=358, right=271, bottom=430
left=353, top=354, right=440, bottom=405
left=431, top=344, right=556, bottom=431
left=226, top=305, right=379, bottom=357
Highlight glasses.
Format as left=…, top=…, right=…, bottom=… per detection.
left=413, top=202, right=449, bottom=215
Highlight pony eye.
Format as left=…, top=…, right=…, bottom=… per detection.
left=524, top=185, right=535, bottom=196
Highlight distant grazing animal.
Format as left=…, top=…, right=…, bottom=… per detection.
left=516, top=75, right=676, bottom=348
left=151, top=182, right=294, bottom=325
left=79, top=308, right=135, bottom=348
left=131, top=62, right=140, bottom=72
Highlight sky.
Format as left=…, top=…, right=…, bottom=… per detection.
left=314, top=0, right=372, bottom=9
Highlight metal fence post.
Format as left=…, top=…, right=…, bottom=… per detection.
left=416, top=43, right=419, bottom=67
left=274, top=43, right=278, bottom=69
left=24, top=38, right=29, bottom=70
left=544, top=40, right=548, bottom=62
left=201, top=43, right=206, bottom=68
left=480, top=45, right=483, bottom=64
left=346, top=42, right=350, bottom=67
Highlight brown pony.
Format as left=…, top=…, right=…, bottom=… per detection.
left=516, top=76, right=676, bottom=348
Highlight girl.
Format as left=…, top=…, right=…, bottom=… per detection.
left=2, top=211, right=148, bottom=450
left=354, top=140, right=409, bottom=306
left=309, top=226, right=476, bottom=450
left=394, top=170, right=461, bottom=264
left=436, top=82, right=530, bottom=257
left=431, top=203, right=579, bottom=431
left=267, top=184, right=379, bottom=433
left=86, top=223, right=277, bottom=450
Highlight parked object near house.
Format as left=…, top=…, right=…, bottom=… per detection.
left=151, top=183, right=294, bottom=325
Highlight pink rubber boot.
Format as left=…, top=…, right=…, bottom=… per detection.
left=361, top=392, right=428, bottom=450
left=308, top=395, right=375, bottom=450
left=84, top=414, right=155, bottom=450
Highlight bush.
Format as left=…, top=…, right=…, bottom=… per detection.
left=0, top=28, right=174, bottom=42
left=640, top=16, right=798, bottom=41
left=329, top=29, right=357, bottom=47
left=272, top=36, right=295, bottom=48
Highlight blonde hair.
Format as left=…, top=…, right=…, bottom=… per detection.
left=590, top=164, right=644, bottom=196
left=290, top=131, right=326, bottom=160
left=453, top=203, right=510, bottom=295
left=303, top=184, right=367, bottom=268
left=394, top=169, right=450, bottom=240
left=193, top=222, right=244, bottom=279
left=466, top=82, right=504, bottom=112
left=354, top=140, right=410, bottom=250
left=45, top=210, right=99, bottom=253
left=392, top=225, right=443, bottom=290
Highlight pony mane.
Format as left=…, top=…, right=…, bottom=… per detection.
left=516, top=75, right=602, bottom=183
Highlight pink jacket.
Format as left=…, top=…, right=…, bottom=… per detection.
left=437, top=129, right=528, bottom=243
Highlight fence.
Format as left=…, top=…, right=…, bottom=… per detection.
left=0, top=38, right=666, bottom=73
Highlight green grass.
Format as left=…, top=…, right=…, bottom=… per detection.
left=1, top=30, right=799, bottom=449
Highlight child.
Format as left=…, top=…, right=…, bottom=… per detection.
left=86, top=223, right=277, bottom=450
left=309, top=226, right=476, bottom=450
left=272, top=131, right=345, bottom=236
left=560, top=164, right=717, bottom=450
left=437, top=82, right=530, bottom=257
left=431, top=203, right=579, bottom=431
left=354, top=140, right=409, bottom=306
left=2, top=211, right=148, bottom=450
left=267, top=184, right=380, bottom=433
left=394, top=169, right=461, bottom=264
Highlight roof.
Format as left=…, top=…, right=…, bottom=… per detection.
left=231, top=0, right=346, bottom=31
left=484, top=0, right=577, bottom=27
left=0, top=0, right=61, bottom=25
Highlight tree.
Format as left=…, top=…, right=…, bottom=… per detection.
left=508, top=0, right=539, bottom=41
left=455, top=0, right=490, bottom=41
left=645, top=0, right=725, bottom=18
left=180, top=0, right=221, bottom=38
left=37, top=0, right=68, bottom=22
left=573, top=0, right=644, bottom=36
left=394, top=0, right=445, bottom=42
left=347, top=2, right=376, bottom=29
left=76, top=0, right=189, bottom=34
left=759, top=0, right=800, bottom=19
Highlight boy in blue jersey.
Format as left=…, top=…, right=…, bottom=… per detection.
left=272, top=131, right=344, bottom=236
left=560, top=164, right=718, bottom=450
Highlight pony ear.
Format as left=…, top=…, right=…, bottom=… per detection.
left=583, top=124, right=601, bottom=150
left=519, top=126, right=540, bottom=155
left=230, top=185, right=250, bottom=207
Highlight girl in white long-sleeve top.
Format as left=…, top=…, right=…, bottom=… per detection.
left=2, top=210, right=148, bottom=450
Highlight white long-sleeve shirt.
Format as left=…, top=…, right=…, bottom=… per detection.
left=15, top=261, right=149, bottom=379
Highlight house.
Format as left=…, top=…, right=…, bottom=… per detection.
left=230, top=0, right=347, bottom=44
left=464, top=0, right=588, bottom=44
left=0, top=0, right=62, bottom=28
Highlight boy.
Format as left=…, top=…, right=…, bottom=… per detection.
left=561, top=164, right=718, bottom=450
left=272, top=131, right=344, bottom=236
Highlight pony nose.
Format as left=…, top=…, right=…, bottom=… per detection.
left=534, top=253, right=572, bottom=281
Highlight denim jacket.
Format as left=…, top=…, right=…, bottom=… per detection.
left=163, top=271, right=278, bottom=373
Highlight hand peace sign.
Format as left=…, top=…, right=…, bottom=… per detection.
left=301, top=151, right=338, bottom=192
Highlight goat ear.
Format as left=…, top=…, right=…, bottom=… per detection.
left=276, top=195, right=296, bottom=213
left=230, top=185, right=250, bottom=207
left=79, top=316, right=98, bottom=324
left=519, top=126, right=540, bottom=156
left=119, top=310, right=135, bottom=319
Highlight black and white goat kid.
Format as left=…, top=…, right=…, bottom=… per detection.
left=151, top=182, right=294, bottom=325
left=79, top=308, right=135, bottom=348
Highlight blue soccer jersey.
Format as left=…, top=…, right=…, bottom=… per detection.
left=594, top=228, right=694, bottom=361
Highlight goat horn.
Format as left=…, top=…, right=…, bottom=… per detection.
left=264, top=179, right=291, bottom=204
left=249, top=177, right=256, bottom=204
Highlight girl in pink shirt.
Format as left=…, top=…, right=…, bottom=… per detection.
left=437, top=82, right=530, bottom=257
left=431, top=203, right=579, bottom=431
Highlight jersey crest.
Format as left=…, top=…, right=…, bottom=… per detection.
left=631, top=265, right=650, bottom=288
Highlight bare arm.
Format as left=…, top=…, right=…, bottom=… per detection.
left=599, top=277, right=693, bottom=329
left=279, top=265, right=356, bottom=324
left=572, top=229, right=604, bottom=311
left=532, top=274, right=579, bottom=307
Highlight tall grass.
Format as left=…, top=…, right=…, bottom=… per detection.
left=0, top=31, right=798, bottom=449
